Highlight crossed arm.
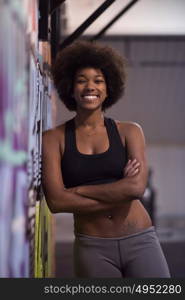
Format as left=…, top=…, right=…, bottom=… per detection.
left=69, top=169, right=143, bottom=204
left=41, top=122, right=148, bottom=214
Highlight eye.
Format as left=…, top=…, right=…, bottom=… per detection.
left=76, top=79, right=86, bottom=84
left=95, top=80, right=104, bottom=84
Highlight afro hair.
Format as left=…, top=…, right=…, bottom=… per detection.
left=52, top=40, right=127, bottom=111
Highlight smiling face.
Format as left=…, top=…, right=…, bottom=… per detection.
left=73, top=67, right=108, bottom=111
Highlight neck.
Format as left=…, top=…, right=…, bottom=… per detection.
left=74, top=110, right=104, bottom=128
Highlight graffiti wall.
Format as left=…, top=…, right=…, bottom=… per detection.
left=0, top=0, right=55, bottom=277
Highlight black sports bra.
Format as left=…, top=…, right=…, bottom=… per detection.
left=61, top=117, right=128, bottom=188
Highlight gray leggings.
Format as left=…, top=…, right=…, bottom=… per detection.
left=73, top=226, right=170, bottom=278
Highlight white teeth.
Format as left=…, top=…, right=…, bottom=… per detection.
left=83, top=95, right=98, bottom=100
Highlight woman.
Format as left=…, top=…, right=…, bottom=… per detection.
left=42, top=41, right=170, bottom=278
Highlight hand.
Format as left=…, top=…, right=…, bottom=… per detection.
left=124, top=158, right=140, bottom=177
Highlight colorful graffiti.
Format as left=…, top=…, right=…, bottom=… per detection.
left=0, top=0, right=54, bottom=277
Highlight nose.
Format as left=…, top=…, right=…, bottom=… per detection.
left=85, top=81, right=95, bottom=91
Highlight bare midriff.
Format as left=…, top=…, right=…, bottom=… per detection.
left=74, top=199, right=152, bottom=237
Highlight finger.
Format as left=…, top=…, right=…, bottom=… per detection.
left=130, top=168, right=140, bottom=176
left=130, top=159, right=140, bottom=166
left=125, top=162, right=140, bottom=174
left=125, top=158, right=138, bottom=169
left=130, top=158, right=137, bottom=164
left=125, top=159, right=138, bottom=170
left=124, top=169, right=128, bottom=176
left=128, top=162, right=140, bottom=172
left=124, top=159, right=140, bottom=176
left=124, top=163, right=134, bottom=172
left=132, top=162, right=140, bottom=168
left=127, top=164, right=140, bottom=176
left=127, top=168, right=139, bottom=177
left=125, top=167, right=139, bottom=177
left=124, top=165, right=134, bottom=176
left=125, top=159, right=131, bottom=168
left=127, top=158, right=136, bottom=164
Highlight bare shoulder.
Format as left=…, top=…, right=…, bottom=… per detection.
left=42, top=123, right=65, bottom=153
left=115, top=120, right=147, bottom=164
left=115, top=120, right=145, bottom=138
left=42, top=123, right=65, bottom=138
